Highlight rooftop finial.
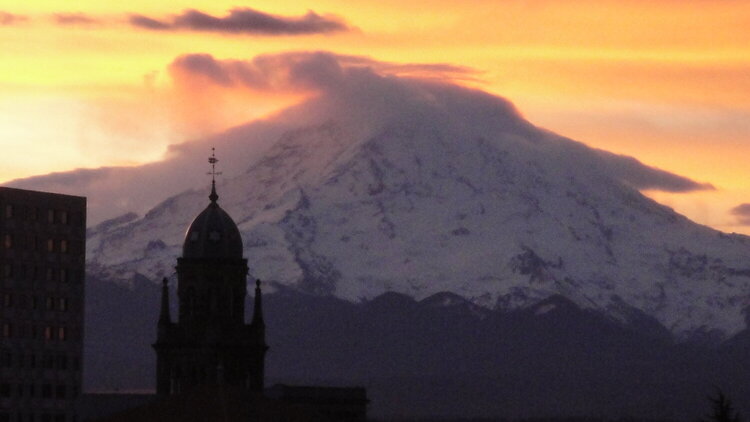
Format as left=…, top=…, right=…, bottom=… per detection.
left=208, top=147, right=222, bottom=203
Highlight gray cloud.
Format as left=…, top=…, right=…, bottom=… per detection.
left=0, top=11, right=27, bottom=25
left=129, top=8, right=350, bottom=35
left=128, top=14, right=169, bottom=30
left=730, top=203, right=750, bottom=225
left=53, top=13, right=98, bottom=25
left=596, top=150, right=714, bottom=193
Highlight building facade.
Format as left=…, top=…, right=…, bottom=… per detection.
left=152, top=181, right=267, bottom=395
left=0, top=187, right=86, bottom=422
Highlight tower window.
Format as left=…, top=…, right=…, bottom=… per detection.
left=60, top=240, right=68, bottom=253
left=47, top=210, right=54, bottom=224
left=4, top=205, right=12, bottom=219
left=47, top=239, right=54, bottom=252
left=3, top=234, right=12, bottom=249
left=60, top=211, right=68, bottom=225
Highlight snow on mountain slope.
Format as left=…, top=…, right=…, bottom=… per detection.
left=82, top=52, right=750, bottom=340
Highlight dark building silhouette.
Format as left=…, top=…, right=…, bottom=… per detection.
left=84, top=152, right=367, bottom=421
left=0, top=187, right=86, bottom=422
left=152, top=179, right=267, bottom=395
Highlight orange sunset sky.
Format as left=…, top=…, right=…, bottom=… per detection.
left=1, top=1, right=749, bottom=232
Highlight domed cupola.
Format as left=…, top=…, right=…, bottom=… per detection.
left=182, top=180, right=243, bottom=259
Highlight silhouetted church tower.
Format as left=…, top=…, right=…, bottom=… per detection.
left=153, top=150, right=267, bottom=395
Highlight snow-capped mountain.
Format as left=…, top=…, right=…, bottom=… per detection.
left=80, top=53, right=750, bottom=340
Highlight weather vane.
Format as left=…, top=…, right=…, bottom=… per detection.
left=208, top=147, right=222, bottom=183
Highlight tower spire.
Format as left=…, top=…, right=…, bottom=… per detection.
left=251, top=279, right=264, bottom=326
left=208, top=147, right=222, bottom=203
left=158, top=277, right=171, bottom=327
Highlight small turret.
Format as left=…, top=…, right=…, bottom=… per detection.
left=251, top=279, right=264, bottom=327
left=158, top=277, right=171, bottom=338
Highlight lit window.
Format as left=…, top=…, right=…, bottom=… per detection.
left=60, top=240, right=68, bottom=253
left=4, top=204, right=12, bottom=218
left=47, top=239, right=54, bottom=252
left=3, top=234, right=12, bottom=249
left=58, top=327, right=66, bottom=341
left=43, top=326, right=52, bottom=340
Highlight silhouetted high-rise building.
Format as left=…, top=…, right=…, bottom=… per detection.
left=0, top=187, right=86, bottom=422
left=152, top=177, right=267, bottom=395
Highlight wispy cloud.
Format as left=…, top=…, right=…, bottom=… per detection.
left=53, top=13, right=99, bottom=26
left=730, top=203, right=750, bottom=225
left=129, top=8, right=351, bottom=35
left=0, top=11, right=27, bottom=25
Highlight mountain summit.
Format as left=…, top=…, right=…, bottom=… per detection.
left=68, top=53, right=750, bottom=339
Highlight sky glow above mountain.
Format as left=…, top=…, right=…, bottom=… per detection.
left=1, top=0, right=749, bottom=232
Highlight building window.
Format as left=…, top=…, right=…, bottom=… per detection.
left=1, top=352, right=11, bottom=367
left=2, top=323, right=11, bottom=338
left=43, top=355, right=54, bottom=369
left=3, top=263, right=12, bottom=279
left=44, top=326, right=53, bottom=341
left=3, top=294, right=12, bottom=307
left=58, top=327, right=66, bottom=341
left=59, top=298, right=68, bottom=312
left=47, top=210, right=54, bottom=224
left=4, top=205, right=12, bottom=219
left=56, top=355, right=67, bottom=370
left=46, top=268, right=54, bottom=281
left=47, top=239, right=54, bottom=252
left=60, top=269, right=68, bottom=283
left=60, top=211, right=68, bottom=225
left=60, top=240, right=68, bottom=253
left=3, top=234, right=12, bottom=249
left=46, top=297, right=54, bottom=311
left=31, top=296, right=38, bottom=310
